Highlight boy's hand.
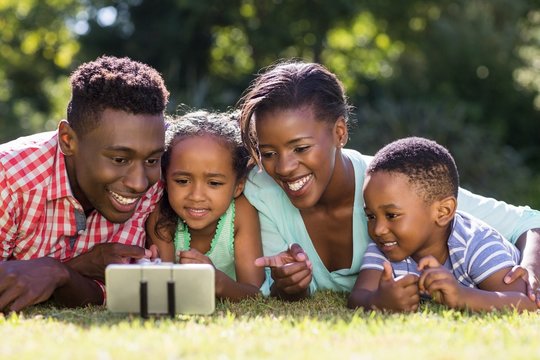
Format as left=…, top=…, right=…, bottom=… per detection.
left=375, top=261, right=420, bottom=312
left=417, top=255, right=462, bottom=308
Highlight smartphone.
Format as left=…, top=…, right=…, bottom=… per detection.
left=105, top=263, right=215, bottom=315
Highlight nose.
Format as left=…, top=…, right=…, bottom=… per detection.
left=275, top=152, right=298, bottom=177
left=372, top=218, right=389, bottom=238
left=187, top=181, right=206, bottom=201
left=123, top=162, right=149, bottom=193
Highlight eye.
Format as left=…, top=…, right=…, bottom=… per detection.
left=112, top=157, right=128, bottom=165
left=208, top=181, right=224, bottom=187
left=260, top=151, right=277, bottom=159
left=174, top=178, right=189, bottom=185
left=386, top=213, right=399, bottom=220
left=364, top=212, right=375, bottom=221
left=294, top=145, right=310, bottom=153
left=145, top=158, right=161, bottom=166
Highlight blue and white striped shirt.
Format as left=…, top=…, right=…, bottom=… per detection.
left=360, top=211, right=521, bottom=288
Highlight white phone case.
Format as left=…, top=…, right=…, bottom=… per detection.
left=105, top=263, right=215, bottom=315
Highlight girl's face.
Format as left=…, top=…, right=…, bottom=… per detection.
left=363, top=171, right=441, bottom=263
left=255, top=106, right=345, bottom=209
left=166, top=135, right=243, bottom=234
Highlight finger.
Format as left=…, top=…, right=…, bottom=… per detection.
left=417, top=255, right=441, bottom=271
left=288, top=243, right=307, bottom=262
left=178, top=250, right=203, bottom=262
left=254, top=255, right=283, bottom=268
left=109, top=243, right=149, bottom=259
left=395, top=274, right=419, bottom=287
left=380, top=261, right=394, bottom=282
left=276, top=268, right=312, bottom=292
left=148, top=244, right=160, bottom=260
left=271, top=261, right=310, bottom=279
left=0, top=286, right=22, bottom=312
left=503, top=265, right=528, bottom=284
left=420, top=268, right=450, bottom=290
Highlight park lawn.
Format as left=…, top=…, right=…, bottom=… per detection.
left=0, top=291, right=538, bottom=360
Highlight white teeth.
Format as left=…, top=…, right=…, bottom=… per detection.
left=382, top=242, right=397, bottom=247
left=287, top=175, right=312, bottom=191
left=110, top=191, right=137, bottom=205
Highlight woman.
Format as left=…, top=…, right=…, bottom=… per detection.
left=239, top=60, right=540, bottom=302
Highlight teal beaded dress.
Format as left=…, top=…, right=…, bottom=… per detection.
left=174, top=200, right=236, bottom=280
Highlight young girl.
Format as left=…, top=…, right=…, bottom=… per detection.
left=146, top=110, right=264, bottom=301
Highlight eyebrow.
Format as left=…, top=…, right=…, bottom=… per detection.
left=258, top=136, right=314, bottom=148
left=105, top=146, right=165, bottom=155
left=170, top=170, right=227, bottom=178
left=365, top=204, right=401, bottom=211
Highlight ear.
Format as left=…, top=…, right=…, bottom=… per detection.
left=333, top=116, right=348, bottom=148
left=433, top=196, right=457, bottom=227
left=233, top=177, right=246, bottom=198
left=57, top=120, right=78, bottom=156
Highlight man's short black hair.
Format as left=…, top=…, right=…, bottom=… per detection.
left=67, top=56, right=169, bottom=136
left=368, top=136, right=459, bottom=203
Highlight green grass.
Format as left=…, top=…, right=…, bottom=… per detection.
left=1, top=291, right=539, bottom=359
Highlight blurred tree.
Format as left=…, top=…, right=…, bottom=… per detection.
left=2, top=0, right=539, bottom=205
left=0, top=0, right=81, bottom=142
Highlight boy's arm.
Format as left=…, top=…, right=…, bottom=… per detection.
left=216, top=195, right=264, bottom=301
left=418, top=257, right=537, bottom=312
left=348, top=262, right=420, bottom=312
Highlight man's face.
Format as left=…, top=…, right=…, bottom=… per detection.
left=65, top=108, right=165, bottom=223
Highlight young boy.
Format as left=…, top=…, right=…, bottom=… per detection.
left=0, top=56, right=169, bottom=312
left=348, top=137, right=536, bottom=312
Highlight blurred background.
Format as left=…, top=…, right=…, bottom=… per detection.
left=1, top=0, right=540, bottom=207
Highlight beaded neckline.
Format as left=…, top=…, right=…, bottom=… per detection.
left=173, top=201, right=235, bottom=259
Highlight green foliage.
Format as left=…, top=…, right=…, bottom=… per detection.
left=2, top=0, right=540, bottom=205
left=349, top=99, right=540, bottom=208
left=2, top=292, right=540, bottom=359
left=0, top=0, right=81, bottom=142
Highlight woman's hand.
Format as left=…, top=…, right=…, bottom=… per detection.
left=254, top=243, right=313, bottom=300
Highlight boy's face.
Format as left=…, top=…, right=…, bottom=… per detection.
left=363, top=171, right=441, bottom=263
left=62, top=108, right=165, bottom=223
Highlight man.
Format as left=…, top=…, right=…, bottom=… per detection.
left=0, top=56, right=169, bottom=311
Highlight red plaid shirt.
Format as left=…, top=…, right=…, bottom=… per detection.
left=0, top=131, right=163, bottom=261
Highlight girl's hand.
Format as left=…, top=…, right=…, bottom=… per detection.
left=177, top=249, right=214, bottom=267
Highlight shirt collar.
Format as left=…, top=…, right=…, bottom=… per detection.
left=47, top=134, right=77, bottom=204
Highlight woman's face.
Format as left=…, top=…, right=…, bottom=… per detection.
left=255, top=106, right=345, bottom=209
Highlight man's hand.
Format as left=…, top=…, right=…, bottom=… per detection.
left=374, top=262, right=420, bottom=312
left=254, top=243, right=313, bottom=300
left=0, top=257, right=69, bottom=312
left=65, top=243, right=151, bottom=282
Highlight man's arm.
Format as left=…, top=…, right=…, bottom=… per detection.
left=0, top=257, right=102, bottom=312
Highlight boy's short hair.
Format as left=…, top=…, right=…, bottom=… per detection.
left=67, top=56, right=169, bottom=136
left=368, top=136, right=459, bottom=203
